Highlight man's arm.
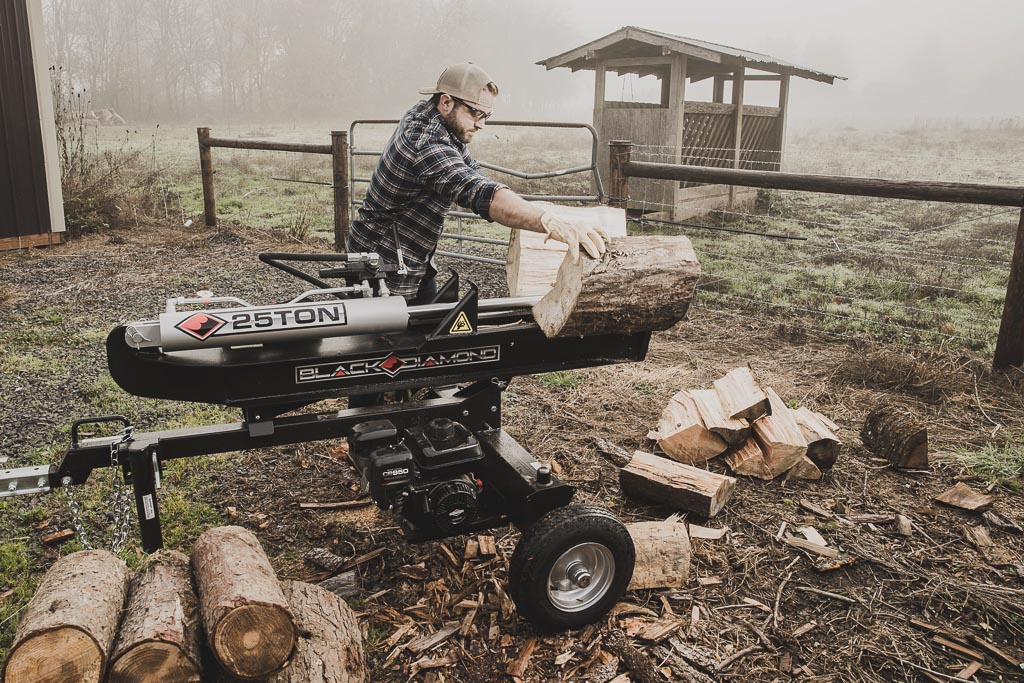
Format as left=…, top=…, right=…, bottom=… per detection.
left=488, top=188, right=608, bottom=262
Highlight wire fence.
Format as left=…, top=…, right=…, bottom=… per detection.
left=625, top=141, right=1023, bottom=354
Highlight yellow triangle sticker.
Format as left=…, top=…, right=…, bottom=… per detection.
left=449, top=311, right=474, bottom=335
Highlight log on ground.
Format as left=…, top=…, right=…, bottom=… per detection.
left=627, top=521, right=692, bottom=590
left=2, top=550, right=129, bottom=683
left=752, top=388, right=808, bottom=476
left=860, top=403, right=928, bottom=469
left=109, top=550, right=202, bottom=683
left=793, top=407, right=842, bottom=470
left=713, top=367, right=769, bottom=422
left=784, top=456, right=823, bottom=481
left=619, top=450, right=736, bottom=517
left=723, top=438, right=773, bottom=480
left=260, top=581, right=365, bottom=683
left=650, top=391, right=728, bottom=463
left=192, top=526, right=297, bottom=680
left=690, top=388, right=750, bottom=447
left=531, top=236, right=700, bottom=338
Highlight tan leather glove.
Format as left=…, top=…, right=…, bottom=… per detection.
left=540, top=212, right=609, bottom=264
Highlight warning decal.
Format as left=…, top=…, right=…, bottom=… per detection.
left=448, top=311, right=474, bottom=335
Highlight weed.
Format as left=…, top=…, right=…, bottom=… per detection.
left=537, top=371, right=585, bottom=390
left=934, top=442, right=1024, bottom=486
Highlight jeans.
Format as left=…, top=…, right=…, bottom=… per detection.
left=347, top=272, right=437, bottom=409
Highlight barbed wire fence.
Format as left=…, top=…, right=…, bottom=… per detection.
left=627, top=142, right=1023, bottom=354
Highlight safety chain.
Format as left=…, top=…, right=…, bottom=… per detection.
left=62, top=428, right=136, bottom=553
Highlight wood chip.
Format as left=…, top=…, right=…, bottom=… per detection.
left=688, top=524, right=728, bottom=540
left=297, top=498, right=371, bottom=510
left=932, top=635, right=986, bottom=662
left=896, top=514, right=913, bottom=537
left=463, top=538, right=480, bottom=560
left=983, top=509, right=1023, bottom=534
left=622, top=616, right=684, bottom=641
left=506, top=636, right=537, bottom=677
left=697, top=576, right=722, bottom=586
left=798, top=526, right=828, bottom=547
left=968, top=634, right=1024, bottom=669
left=956, top=661, right=982, bottom=680
left=783, top=536, right=839, bottom=558
left=477, top=535, right=497, bottom=559
left=406, top=622, right=460, bottom=655
left=792, top=621, right=817, bottom=637
left=40, top=528, right=74, bottom=545
left=935, top=483, right=994, bottom=511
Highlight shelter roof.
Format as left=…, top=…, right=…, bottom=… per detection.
left=537, top=26, right=845, bottom=85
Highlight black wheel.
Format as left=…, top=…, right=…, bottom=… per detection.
left=508, top=505, right=634, bottom=630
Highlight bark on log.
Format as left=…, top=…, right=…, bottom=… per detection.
left=690, top=389, right=750, bottom=447
left=531, top=236, right=701, bottom=338
left=620, top=450, right=736, bottom=517
left=2, top=550, right=129, bottom=683
left=752, top=388, right=808, bottom=476
left=266, top=581, right=365, bottom=683
left=713, top=367, right=769, bottom=422
left=506, top=204, right=627, bottom=297
left=108, top=550, right=202, bottom=683
left=192, top=526, right=297, bottom=680
left=723, top=438, right=773, bottom=480
left=860, top=404, right=928, bottom=469
left=626, top=521, right=692, bottom=590
left=793, top=407, right=842, bottom=470
left=650, top=391, right=729, bottom=464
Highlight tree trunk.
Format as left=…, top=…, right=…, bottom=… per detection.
left=860, top=404, right=928, bottom=469
left=531, top=236, right=701, bottom=338
left=2, top=550, right=129, bottom=683
left=108, top=550, right=202, bottom=683
left=192, top=526, right=297, bottom=680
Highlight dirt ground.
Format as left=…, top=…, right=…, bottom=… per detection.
left=2, top=221, right=1024, bottom=682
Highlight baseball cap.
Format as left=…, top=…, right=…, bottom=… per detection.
left=419, top=63, right=498, bottom=113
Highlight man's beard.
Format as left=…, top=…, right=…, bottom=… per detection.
left=440, top=109, right=474, bottom=144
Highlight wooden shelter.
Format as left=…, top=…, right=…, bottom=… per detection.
left=1, top=0, right=66, bottom=251
left=538, top=26, right=844, bottom=218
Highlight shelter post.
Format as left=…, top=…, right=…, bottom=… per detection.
left=994, top=208, right=1024, bottom=369
left=197, top=127, right=216, bottom=228
left=609, top=140, right=633, bottom=210
left=730, top=64, right=746, bottom=206
left=332, top=131, right=351, bottom=251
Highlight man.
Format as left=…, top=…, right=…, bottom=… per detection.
left=347, top=62, right=608, bottom=304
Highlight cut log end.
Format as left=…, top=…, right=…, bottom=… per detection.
left=4, top=627, right=103, bottom=683
left=109, top=642, right=201, bottom=683
left=861, top=404, right=928, bottom=469
left=213, top=604, right=296, bottom=679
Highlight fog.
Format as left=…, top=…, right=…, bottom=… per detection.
left=43, top=0, right=1024, bottom=128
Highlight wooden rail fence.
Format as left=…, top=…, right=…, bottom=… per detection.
left=197, top=127, right=352, bottom=249
left=608, top=140, right=1024, bottom=370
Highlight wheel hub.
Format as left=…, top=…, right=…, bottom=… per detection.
left=547, top=542, right=614, bottom=612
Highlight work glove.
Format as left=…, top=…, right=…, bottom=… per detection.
left=540, top=212, right=609, bottom=264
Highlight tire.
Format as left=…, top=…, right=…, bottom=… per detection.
left=508, top=504, right=634, bottom=630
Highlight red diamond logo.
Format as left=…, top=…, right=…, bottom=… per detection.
left=378, top=354, right=406, bottom=376
left=175, top=313, right=227, bottom=341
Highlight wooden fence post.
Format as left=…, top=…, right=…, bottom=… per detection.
left=332, top=131, right=351, bottom=251
left=994, top=208, right=1024, bottom=369
left=197, top=127, right=216, bottom=228
left=608, top=140, right=632, bottom=211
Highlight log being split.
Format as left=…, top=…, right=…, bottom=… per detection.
left=192, top=526, right=297, bottom=680
left=2, top=550, right=129, bottom=683
left=626, top=521, right=692, bottom=590
left=531, top=236, right=701, bottom=338
left=260, top=581, right=365, bottom=683
left=108, top=550, right=202, bottom=683
left=619, top=450, right=736, bottom=517
left=860, top=403, right=928, bottom=469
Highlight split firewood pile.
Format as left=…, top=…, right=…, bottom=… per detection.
left=1, top=526, right=365, bottom=683
left=649, top=366, right=845, bottom=483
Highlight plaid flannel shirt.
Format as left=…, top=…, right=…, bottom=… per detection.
left=347, top=100, right=508, bottom=299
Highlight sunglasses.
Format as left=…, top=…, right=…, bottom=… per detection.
left=450, top=96, right=492, bottom=122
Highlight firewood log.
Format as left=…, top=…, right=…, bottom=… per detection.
left=793, top=407, right=842, bottom=470
left=713, top=367, right=769, bottom=422
left=531, top=236, right=700, bottom=338
left=650, top=391, right=729, bottom=463
left=627, top=521, right=692, bottom=589
left=860, top=403, right=928, bottom=469
left=192, top=526, right=297, bottom=680
left=108, top=550, right=202, bottom=683
left=2, top=550, right=129, bottom=683
left=690, top=389, right=750, bottom=447
left=620, top=450, right=736, bottom=517
left=784, top=456, right=823, bottom=481
left=723, top=438, right=774, bottom=480
left=752, top=388, right=808, bottom=476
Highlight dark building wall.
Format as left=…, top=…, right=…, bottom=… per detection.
left=0, top=0, right=51, bottom=240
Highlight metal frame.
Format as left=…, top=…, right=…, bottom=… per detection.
left=348, top=120, right=607, bottom=266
